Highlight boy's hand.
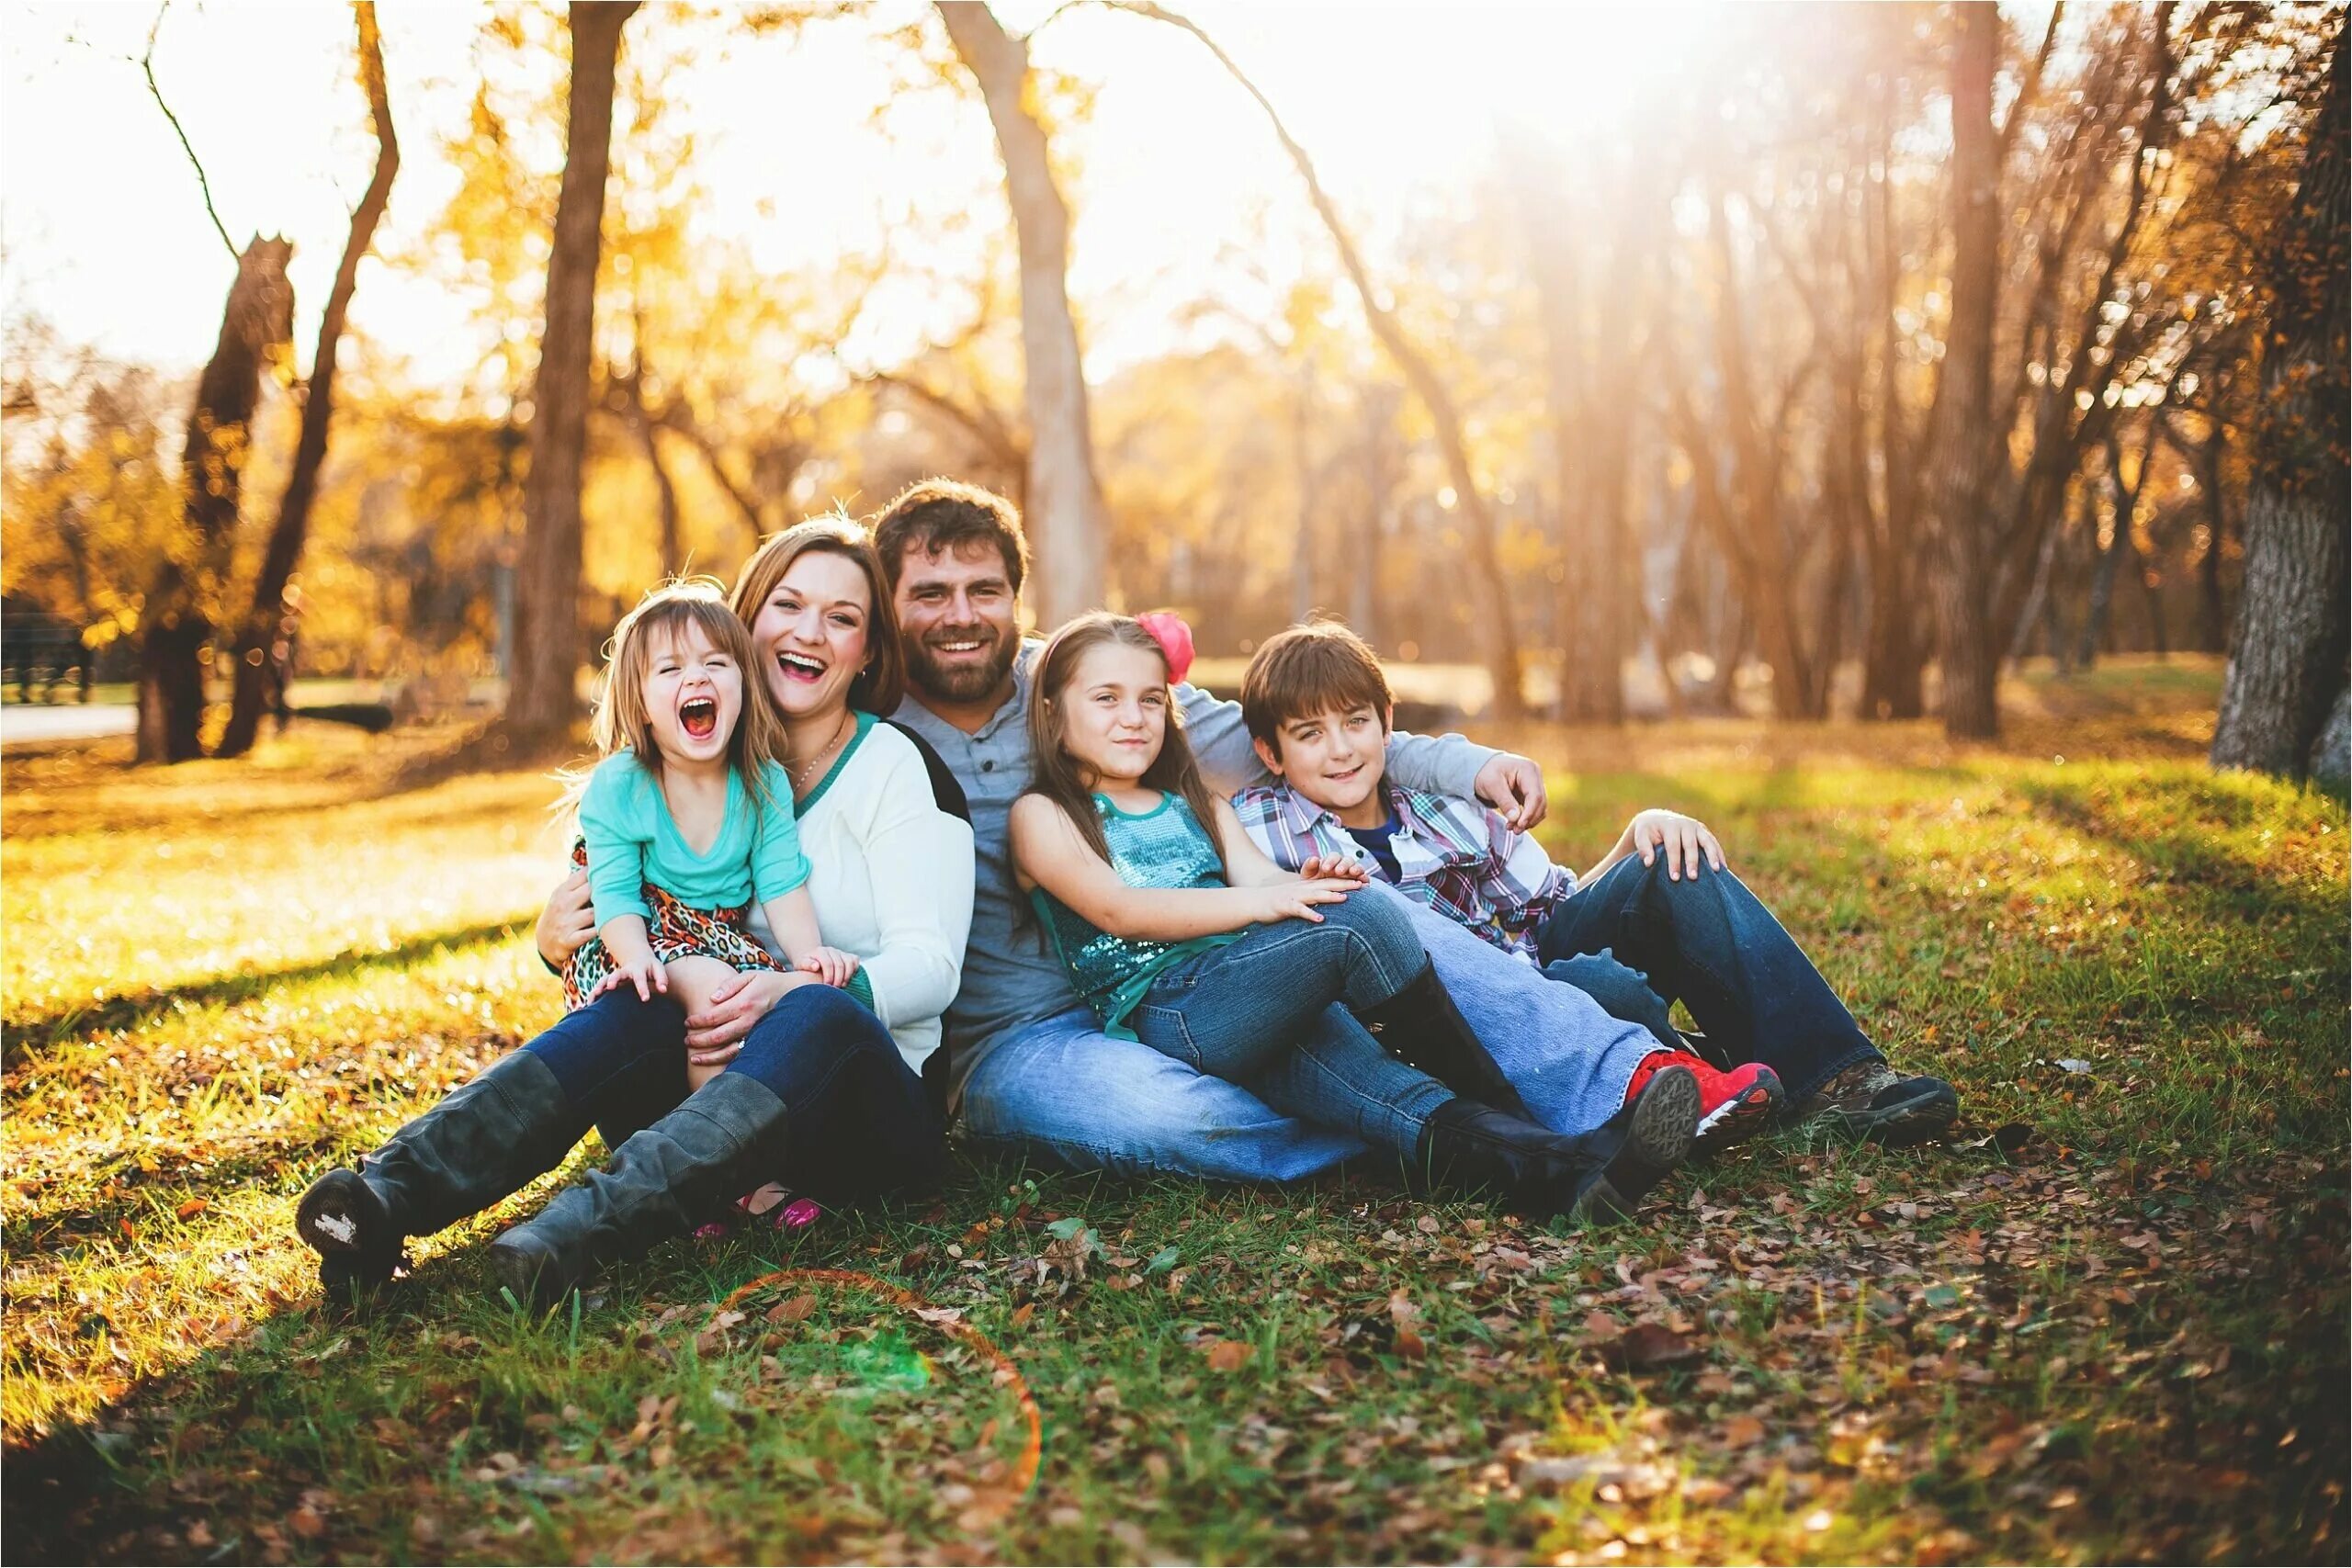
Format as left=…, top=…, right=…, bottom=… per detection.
left=1297, top=852, right=1372, bottom=885
left=797, top=946, right=862, bottom=987
left=589, top=953, right=666, bottom=1003
left=1476, top=753, right=1549, bottom=832
left=1629, top=809, right=1726, bottom=881
left=1256, top=878, right=1358, bottom=924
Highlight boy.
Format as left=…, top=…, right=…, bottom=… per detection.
left=1231, top=620, right=1961, bottom=1147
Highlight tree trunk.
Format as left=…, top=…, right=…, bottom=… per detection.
left=1513, top=136, right=1630, bottom=724
left=2196, top=425, right=2230, bottom=653
left=136, top=236, right=295, bottom=763
left=1920, top=3, right=2005, bottom=740
left=1117, top=1, right=1526, bottom=716
left=219, top=4, right=397, bottom=760
left=937, top=2, right=1110, bottom=629
left=508, top=0, right=639, bottom=739
left=2212, top=21, right=2348, bottom=777
left=1861, top=77, right=1928, bottom=720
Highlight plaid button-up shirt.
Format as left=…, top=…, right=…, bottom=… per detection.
left=1230, top=780, right=1576, bottom=961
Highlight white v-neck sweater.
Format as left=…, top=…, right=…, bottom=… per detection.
left=745, top=720, right=974, bottom=1074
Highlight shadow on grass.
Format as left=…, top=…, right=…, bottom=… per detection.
left=2, top=919, right=529, bottom=1063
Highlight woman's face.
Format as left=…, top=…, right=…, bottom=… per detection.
left=746, top=549, right=872, bottom=721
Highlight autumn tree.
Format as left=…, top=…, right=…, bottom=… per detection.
left=218, top=3, right=399, bottom=757
left=135, top=236, right=294, bottom=762
left=508, top=0, right=640, bottom=739
left=2212, top=17, right=2348, bottom=779
left=936, top=1, right=1111, bottom=627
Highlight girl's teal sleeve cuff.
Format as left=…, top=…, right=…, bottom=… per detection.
left=844, top=969, right=876, bottom=1014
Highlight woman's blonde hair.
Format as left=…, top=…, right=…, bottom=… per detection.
left=1023, top=612, right=1228, bottom=879
left=592, top=579, right=788, bottom=813
left=729, top=512, right=907, bottom=718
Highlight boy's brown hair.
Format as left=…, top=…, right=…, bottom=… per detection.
left=1240, top=619, right=1394, bottom=745
left=869, top=478, right=1032, bottom=596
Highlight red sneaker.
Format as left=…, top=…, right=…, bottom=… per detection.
left=1623, top=1051, right=1782, bottom=1156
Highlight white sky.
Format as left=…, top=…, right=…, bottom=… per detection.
left=0, top=1, right=1695, bottom=384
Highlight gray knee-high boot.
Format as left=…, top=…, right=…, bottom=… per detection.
left=296, top=1051, right=582, bottom=1290
left=487, top=1072, right=789, bottom=1309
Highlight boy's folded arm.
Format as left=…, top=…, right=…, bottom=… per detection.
left=1010, top=794, right=1263, bottom=942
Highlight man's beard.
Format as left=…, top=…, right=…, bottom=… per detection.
left=907, top=625, right=1017, bottom=705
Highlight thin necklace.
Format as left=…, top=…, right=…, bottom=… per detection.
left=786, top=709, right=855, bottom=795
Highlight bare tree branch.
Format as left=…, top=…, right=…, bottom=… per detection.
left=142, top=1, right=239, bottom=262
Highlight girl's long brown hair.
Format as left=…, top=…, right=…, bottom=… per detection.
left=590, top=580, right=789, bottom=815
left=1024, top=612, right=1229, bottom=879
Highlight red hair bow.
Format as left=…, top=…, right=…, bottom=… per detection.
left=1135, top=612, right=1195, bottom=684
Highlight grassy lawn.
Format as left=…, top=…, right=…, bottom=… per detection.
left=5, top=670, right=2345, bottom=1564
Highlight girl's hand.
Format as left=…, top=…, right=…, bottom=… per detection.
left=1627, top=809, right=1726, bottom=881
left=684, top=968, right=820, bottom=1063
left=537, top=867, right=596, bottom=968
left=1297, top=852, right=1373, bottom=886
left=590, top=953, right=666, bottom=1003
left=797, top=947, right=862, bottom=987
left=1255, top=877, right=1358, bottom=925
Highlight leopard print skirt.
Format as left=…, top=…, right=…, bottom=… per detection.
left=560, top=839, right=786, bottom=1010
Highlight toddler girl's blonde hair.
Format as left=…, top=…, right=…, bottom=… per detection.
left=591, top=580, right=789, bottom=813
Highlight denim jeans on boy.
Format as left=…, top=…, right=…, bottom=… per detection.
left=1128, top=899, right=1452, bottom=1158
left=956, top=881, right=1659, bottom=1179
left=525, top=983, right=944, bottom=1203
left=1533, top=855, right=1883, bottom=1103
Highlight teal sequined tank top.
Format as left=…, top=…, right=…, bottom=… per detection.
left=1030, top=792, right=1243, bottom=1036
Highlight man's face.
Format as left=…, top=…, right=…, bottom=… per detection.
left=1252, top=703, right=1392, bottom=815
left=893, top=539, right=1020, bottom=705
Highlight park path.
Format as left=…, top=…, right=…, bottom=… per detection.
left=0, top=704, right=132, bottom=750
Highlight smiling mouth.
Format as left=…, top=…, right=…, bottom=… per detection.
left=777, top=651, right=827, bottom=682
left=680, top=696, right=718, bottom=739
left=930, top=634, right=992, bottom=657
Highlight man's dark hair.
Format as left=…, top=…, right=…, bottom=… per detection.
left=869, top=479, right=1032, bottom=595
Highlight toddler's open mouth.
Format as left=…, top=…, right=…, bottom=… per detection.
left=680, top=695, right=719, bottom=739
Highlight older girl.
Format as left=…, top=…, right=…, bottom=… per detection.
left=1010, top=613, right=1697, bottom=1223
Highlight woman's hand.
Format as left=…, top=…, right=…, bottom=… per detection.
left=1625, top=808, right=1726, bottom=881
left=1296, top=852, right=1373, bottom=886
left=537, top=867, right=596, bottom=968
left=684, top=968, right=819, bottom=1066
left=589, top=953, right=665, bottom=1003
left=1254, top=877, right=1360, bottom=925
left=797, top=946, right=862, bottom=987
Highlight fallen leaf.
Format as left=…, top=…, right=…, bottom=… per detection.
left=1389, top=1294, right=1428, bottom=1360
left=1611, top=1323, right=1700, bottom=1369
left=287, top=1507, right=325, bottom=1540
left=1720, top=1415, right=1767, bottom=1448
left=766, top=1293, right=818, bottom=1325
left=175, top=1198, right=209, bottom=1221
left=1201, top=1338, right=1252, bottom=1372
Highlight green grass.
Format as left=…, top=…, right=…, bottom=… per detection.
left=5, top=681, right=2346, bottom=1565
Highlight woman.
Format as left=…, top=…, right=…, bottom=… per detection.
left=295, top=518, right=975, bottom=1306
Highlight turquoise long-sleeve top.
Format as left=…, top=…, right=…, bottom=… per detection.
left=578, top=751, right=810, bottom=928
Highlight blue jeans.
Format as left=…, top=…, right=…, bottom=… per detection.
left=956, top=882, right=1657, bottom=1179
left=1130, top=903, right=1452, bottom=1157
left=1534, top=856, right=1882, bottom=1102
left=1544, top=953, right=1684, bottom=1053
left=525, top=984, right=944, bottom=1203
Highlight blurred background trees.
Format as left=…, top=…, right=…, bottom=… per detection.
left=3, top=0, right=2341, bottom=775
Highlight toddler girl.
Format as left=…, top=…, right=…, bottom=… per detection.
left=1009, top=613, right=1699, bottom=1222
left=565, top=582, right=857, bottom=1097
